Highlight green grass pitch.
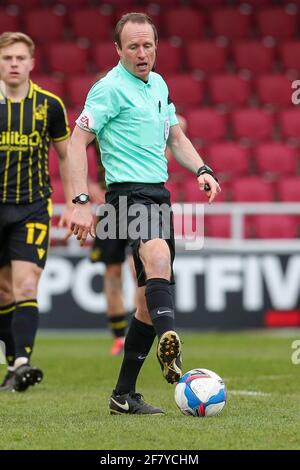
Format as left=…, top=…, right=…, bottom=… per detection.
left=0, top=331, right=300, bottom=450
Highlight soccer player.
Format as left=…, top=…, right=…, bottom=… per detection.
left=0, top=32, right=73, bottom=392
left=68, top=13, right=220, bottom=414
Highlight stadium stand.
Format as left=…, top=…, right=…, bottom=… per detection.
left=11, top=0, right=298, bottom=240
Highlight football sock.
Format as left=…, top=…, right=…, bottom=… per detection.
left=145, top=278, right=175, bottom=338
left=0, top=303, right=16, bottom=366
left=108, top=314, right=128, bottom=338
left=115, top=317, right=156, bottom=394
left=14, top=357, right=29, bottom=369
left=12, top=299, right=39, bottom=360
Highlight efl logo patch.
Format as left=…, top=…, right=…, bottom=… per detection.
left=80, top=114, right=89, bottom=128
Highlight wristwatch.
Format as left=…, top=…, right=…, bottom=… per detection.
left=72, top=193, right=90, bottom=204
left=196, top=164, right=218, bottom=192
left=196, top=164, right=216, bottom=179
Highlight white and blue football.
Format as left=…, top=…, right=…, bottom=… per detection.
left=174, top=368, right=227, bottom=417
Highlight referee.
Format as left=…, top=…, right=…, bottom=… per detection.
left=69, top=13, right=221, bottom=414
left=0, top=32, right=72, bottom=392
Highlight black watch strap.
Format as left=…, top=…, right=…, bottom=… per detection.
left=72, top=193, right=90, bottom=204
left=196, top=164, right=218, bottom=192
left=196, top=164, right=215, bottom=178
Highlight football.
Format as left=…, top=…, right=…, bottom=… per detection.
left=174, top=368, right=227, bottom=417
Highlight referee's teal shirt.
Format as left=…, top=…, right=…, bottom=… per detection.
left=76, top=62, right=178, bottom=186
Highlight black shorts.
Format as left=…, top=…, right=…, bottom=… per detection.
left=90, top=236, right=131, bottom=265
left=104, top=182, right=175, bottom=287
left=0, top=198, right=51, bottom=269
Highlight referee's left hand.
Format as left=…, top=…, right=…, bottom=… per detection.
left=70, top=204, right=96, bottom=246
left=197, top=173, right=221, bottom=204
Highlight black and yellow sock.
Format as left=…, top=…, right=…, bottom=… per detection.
left=12, top=299, right=39, bottom=359
left=115, top=317, right=156, bottom=394
left=108, top=314, right=128, bottom=338
left=0, top=303, right=16, bottom=366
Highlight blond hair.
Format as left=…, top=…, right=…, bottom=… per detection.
left=0, top=32, right=35, bottom=57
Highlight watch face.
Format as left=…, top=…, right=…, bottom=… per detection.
left=79, top=194, right=88, bottom=203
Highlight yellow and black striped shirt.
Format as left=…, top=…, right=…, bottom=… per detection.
left=0, top=80, right=70, bottom=204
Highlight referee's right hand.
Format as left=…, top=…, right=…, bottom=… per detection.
left=71, top=204, right=96, bottom=246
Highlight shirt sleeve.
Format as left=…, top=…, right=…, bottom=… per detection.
left=167, top=95, right=179, bottom=127
left=49, top=96, right=70, bottom=141
left=76, top=80, right=120, bottom=135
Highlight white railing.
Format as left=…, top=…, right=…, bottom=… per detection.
left=51, top=202, right=300, bottom=253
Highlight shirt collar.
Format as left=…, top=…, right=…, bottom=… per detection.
left=117, top=61, right=152, bottom=88
left=0, top=80, right=34, bottom=101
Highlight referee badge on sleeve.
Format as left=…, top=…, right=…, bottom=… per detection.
left=164, top=119, right=170, bottom=140
left=76, top=110, right=94, bottom=132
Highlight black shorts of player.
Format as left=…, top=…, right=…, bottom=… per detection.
left=105, top=182, right=175, bottom=287
left=0, top=198, right=51, bottom=269
left=90, top=235, right=131, bottom=265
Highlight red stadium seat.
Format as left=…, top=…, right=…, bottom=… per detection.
left=257, top=75, right=293, bottom=107
left=31, top=74, right=65, bottom=98
left=234, top=41, right=274, bottom=74
left=232, top=108, right=274, bottom=142
left=191, top=0, right=227, bottom=7
left=256, top=7, right=298, bottom=40
left=24, top=8, right=66, bottom=42
left=51, top=178, right=65, bottom=203
left=168, top=157, right=191, bottom=181
left=0, top=9, right=20, bottom=32
left=235, top=0, right=272, bottom=5
left=210, top=7, right=252, bottom=40
left=209, top=74, right=251, bottom=107
left=183, top=177, right=227, bottom=203
left=186, top=41, right=228, bottom=74
left=164, top=8, right=204, bottom=42
left=70, top=9, right=113, bottom=42
left=232, top=177, right=274, bottom=202
left=6, top=0, right=41, bottom=7
left=49, top=146, right=60, bottom=180
left=46, top=42, right=89, bottom=75
left=280, top=41, right=300, bottom=72
left=207, top=142, right=250, bottom=180
left=155, top=41, right=183, bottom=75
left=68, top=109, right=80, bottom=129
left=279, top=108, right=300, bottom=141
left=185, top=108, right=227, bottom=144
left=67, top=74, right=97, bottom=108
left=277, top=177, right=300, bottom=202
left=166, top=74, right=204, bottom=112
left=253, top=215, right=298, bottom=239
left=93, top=41, right=119, bottom=72
left=206, top=215, right=231, bottom=238
left=32, top=48, right=44, bottom=74
left=87, top=145, right=99, bottom=183
left=255, top=143, right=298, bottom=179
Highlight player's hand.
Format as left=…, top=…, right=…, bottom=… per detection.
left=70, top=204, right=96, bottom=246
left=58, top=205, right=74, bottom=241
left=197, top=174, right=221, bottom=204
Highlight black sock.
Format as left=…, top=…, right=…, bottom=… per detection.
left=145, top=278, right=175, bottom=338
left=108, top=314, right=128, bottom=338
left=12, top=299, right=39, bottom=360
left=0, top=303, right=16, bottom=366
left=115, top=317, right=156, bottom=395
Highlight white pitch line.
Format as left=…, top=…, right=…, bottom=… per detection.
left=229, top=390, right=272, bottom=397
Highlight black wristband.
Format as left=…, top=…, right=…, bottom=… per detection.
left=196, top=164, right=218, bottom=192
left=196, top=164, right=215, bottom=178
